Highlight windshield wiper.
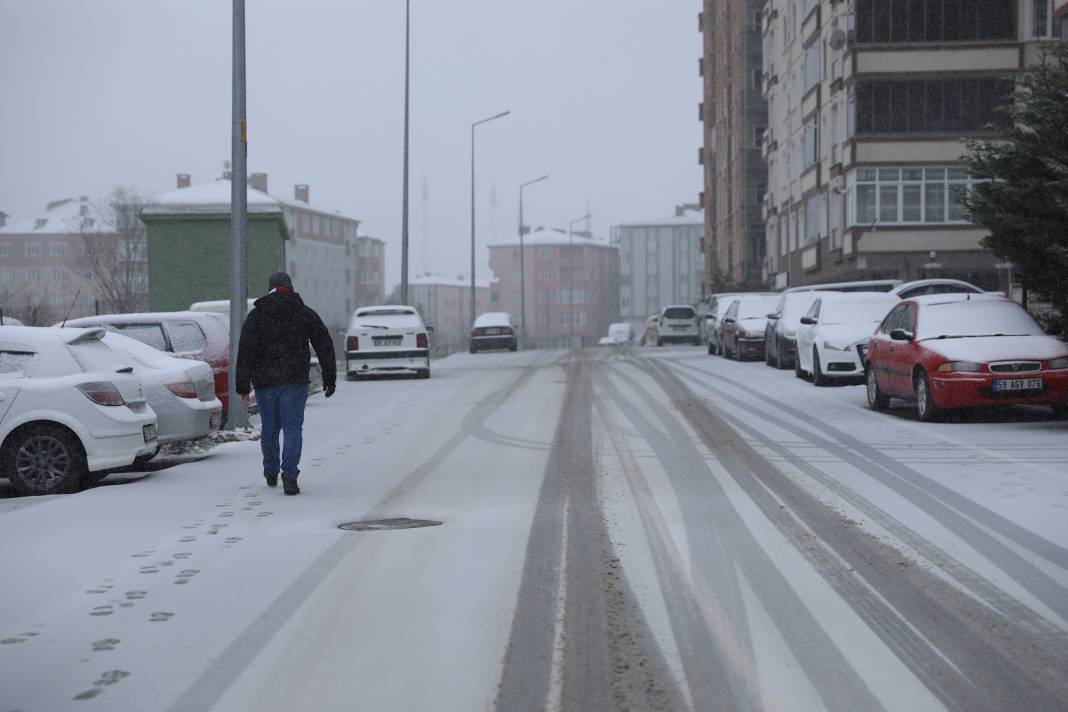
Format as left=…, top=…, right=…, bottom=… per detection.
left=359, top=324, right=389, bottom=329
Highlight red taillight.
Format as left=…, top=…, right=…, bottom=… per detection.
left=347, top=336, right=359, bottom=351
left=77, top=382, right=125, bottom=406
left=471, top=329, right=481, bottom=338
left=164, top=378, right=198, bottom=399
left=417, top=333, right=428, bottom=349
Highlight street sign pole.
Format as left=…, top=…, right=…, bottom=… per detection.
left=227, top=0, right=249, bottom=429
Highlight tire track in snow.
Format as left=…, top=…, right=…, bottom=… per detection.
left=644, top=357, right=1068, bottom=712
left=669, top=357, right=1068, bottom=627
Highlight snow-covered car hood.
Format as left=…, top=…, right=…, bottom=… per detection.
left=820, top=322, right=880, bottom=348
left=735, top=317, right=769, bottom=336
left=921, top=335, right=1068, bottom=363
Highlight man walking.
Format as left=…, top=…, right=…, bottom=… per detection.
left=236, top=272, right=336, bottom=495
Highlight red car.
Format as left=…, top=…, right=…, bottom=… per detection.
left=865, top=295, right=1068, bottom=421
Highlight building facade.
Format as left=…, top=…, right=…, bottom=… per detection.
left=354, top=234, right=386, bottom=309
left=612, top=209, right=705, bottom=332
left=0, top=196, right=146, bottom=324
left=488, top=228, right=620, bottom=348
left=699, top=0, right=769, bottom=290
left=408, top=273, right=490, bottom=350
left=761, top=0, right=1067, bottom=291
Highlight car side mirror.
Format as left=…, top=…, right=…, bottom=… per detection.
left=767, top=313, right=779, bottom=320
left=890, top=328, right=913, bottom=342
left=800, top=316, right=816, bottom=325
left=426, top=325, right=435, bottom=333
left=722, top=317, right=736, bottom=324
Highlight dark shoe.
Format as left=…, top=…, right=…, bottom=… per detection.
left=282, top=478, right=300, bottom=496
left=265, top=473, right=278, bottom=487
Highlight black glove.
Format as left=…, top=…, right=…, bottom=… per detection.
left=324, top=384, right=336, bottom=398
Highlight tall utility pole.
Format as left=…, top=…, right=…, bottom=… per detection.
left=568, top=213, right=591, bottom=347
left=227, top=0, right=249, bottom=429
left=469, top=110, right=510, bottom=327
left=399, top=0, right=411, bottom=305
left=518, top=175, right=549, bottom=349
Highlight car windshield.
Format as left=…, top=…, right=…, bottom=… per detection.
left=663, top=307, right=694, bottom=319
left=917, top=300, right=1045, bottom=340
left=737, top=296, right=780, bottom=319
left=820, top=299, right=896, bottom=325
left=783, top=294, right=820, bottom=321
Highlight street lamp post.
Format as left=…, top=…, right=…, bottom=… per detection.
left=227, top=0, right=249, bottom=429
left=568, top=213, right=591, bottom=347
left=469, top=110, right=510, bottom=327
left=518, top=175, right=549, bottom=349
left=399, top=0, right=411, bottom=305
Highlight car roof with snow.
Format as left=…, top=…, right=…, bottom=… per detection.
left=907, top=293, right=1008, bottom=307
left=812, top=291, right=900, bottom=305
left=62, top=311, right=222, bottom=326
left=473, top=312, right=512, bottom=328
left=890, top=278, right=984, bottom=297
left=0, top=325, right=107, bottom=346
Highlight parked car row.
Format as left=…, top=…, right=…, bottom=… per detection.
left=1, top=325, right=222, bottom=495
left=704, top=280, right=1067, bottom=420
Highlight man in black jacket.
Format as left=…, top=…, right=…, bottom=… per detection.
left=236, top=272, right=336, bottom=495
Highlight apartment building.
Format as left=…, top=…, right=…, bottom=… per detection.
left=762, top=0, right=1066, bottom=290
left=408, top=273, right=490, bottom=350
left=699, top=0, right=769, bottom=290
left=0, top=196, right=146, bottom=323
left=488, top=227, right=620, bottom=348
left=354, top=234, right=386, bottom=308
left=612, top=208, right=705, bottom=332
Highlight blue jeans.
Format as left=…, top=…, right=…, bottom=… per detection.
left=257, top=383, right=309, bottom=479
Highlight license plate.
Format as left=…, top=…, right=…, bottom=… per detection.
left=373, top=336, right=402, bottom=347
left=143, top=424, right=158, bottom=442
left=671, top=324, right=687, bottom=330
left=993, top=378, right=1043, bottom=392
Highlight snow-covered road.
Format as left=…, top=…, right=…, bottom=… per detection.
left=1, top=347, right=1066, bottom=711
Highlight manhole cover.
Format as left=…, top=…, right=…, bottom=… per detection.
left=338, top=518, right=442, bottom=532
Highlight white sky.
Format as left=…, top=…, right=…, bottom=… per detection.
left=0, top=0, right=702, bottom=288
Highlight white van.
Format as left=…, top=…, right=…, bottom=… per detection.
left=606, top=322, right=633, bottom=345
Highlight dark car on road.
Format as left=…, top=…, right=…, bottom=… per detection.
left=719, top=295, right=781, bottom=360
left=765, top=291, right=823, bottom=369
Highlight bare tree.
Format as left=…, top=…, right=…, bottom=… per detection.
left=8, top=291, right=55, bottom=326
left=79, top=186, right=150, bottom=314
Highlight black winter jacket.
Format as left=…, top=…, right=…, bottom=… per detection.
left=235, top=291, right=336, bottom=394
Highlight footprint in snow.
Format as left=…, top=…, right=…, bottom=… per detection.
left=125, top=591, right=147, bottom=600
left=149, top=612, right=174, bottom=623
left=1, top=637, right=27, bottom=644
left=139, top=566, right=159, bottom=574
left=92, top=638, right=120, bottom=652
left=89, top=605, right=114, bottom=617
left=225, top=537, right=242, bottom=543
left=173, top=552, right=192, bottom=560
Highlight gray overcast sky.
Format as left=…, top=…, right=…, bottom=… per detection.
left=0, top=0, right=702, bottom=288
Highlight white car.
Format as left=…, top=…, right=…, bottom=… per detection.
left=0, top=326, right=158, bottom=495
left=100, top=332, right=222, bottom=448
left=656, top=305, right=700, bottom=346
left=346, top=305, right=431, bottom=379
left=470, top=312, right=517, bottom=353
left=795, top=292, right=900, bottom=385
left=889, top=278, right=985, bottom=300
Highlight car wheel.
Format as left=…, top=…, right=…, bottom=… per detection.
left=417, top=368, right=430, bottom=380
left=812, top=349, right=829, bottom=386
left=1052, top=404, right=1068, bottom=420
left=915, top=370, right=941, bottom=422
left=469, top=345, right=477, bottom=354
left=707, top=341, right=715, bottom=355
left=656, top=338, right=663, bottom=347
left=794, top=356, right=805, bottom=380
left=866, top=366, right=890, bottom=410
left=765, top=347, right=776, bottom=368
left=3, top=423, right=87, bottom=495
left=509, top=343, right=518, bottom=352
left=345, top=372, right=358, bottom=381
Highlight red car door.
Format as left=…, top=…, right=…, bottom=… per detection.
left=886, top=303, right=919, bottom=395
left=870, top=304, right=905, bottom=396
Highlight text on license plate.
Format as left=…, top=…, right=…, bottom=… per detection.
left=993, top=378, right=1043, bottom=392
left=373, top=336, right=402, bottom=346
left=143, top=424, right=158, bottom=442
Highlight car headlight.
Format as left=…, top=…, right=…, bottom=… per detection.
left=936, top=361, right=983, bottom=373
left=822, top=342, right=847, bottom=351
left=1050, top=357, right=1068, bottom=370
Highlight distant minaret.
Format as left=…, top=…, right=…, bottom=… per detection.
left=421, top=174, right=430, bottom=274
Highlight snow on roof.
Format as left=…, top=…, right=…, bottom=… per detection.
left=488, top=227, right=614, bottom=249
left=409, top=273, right=491, bottom=289
left=143, top=179, right=282, bottom=216
left=615, top=213, right=704, bottom=228
left=0, top=197, right=102, bottom=235
left=272, top=193, right=359, bottom=223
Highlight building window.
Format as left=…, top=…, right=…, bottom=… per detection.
left=538, top=289, right=552, bottom=304
left=537, top=246, right=554, bottom=259
left=855, top=77, right=1014, bottom=135
left=803, top=117, right=819, bottom=167
left=558, top=289, right=586, bottom=304
left=49, top=267, right=64, bottom=282
left=538, top=268, right=554, bottom=281
left=25, top=242, right=41, bottom=257
left=804, top=44, right=821, bottom=92
left=848, top=166, right=982, bottom=226
left=0, top=244, right=10, bottom=257
left=855, top=0, right=1015, bottom=43
left=27, top=268, right=41, bottom=282
left=490, top=292, right=500, bottom=304
left=49, top=241, right=65, bottom=257
left=0, top=268, right=11, bottom=282
left=559, top=311, right=586, bottom=327
left=804, top=194, right=822, bottom=245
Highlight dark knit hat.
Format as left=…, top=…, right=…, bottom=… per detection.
left=268, top=271, right=293, bottom=290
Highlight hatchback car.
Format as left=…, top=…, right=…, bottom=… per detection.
left=794, top=292, right=899, bottom=385
left=470, top=312, right=517, bottom=353
left=655, top=305, right=700, bottom=346
left=705, top=293, right=746, bottom=355
left=346, top=306, right=431, bottom=379
left=100, top=332, right=222, bottom=449
left=0, top=326, right=158, bottom=494
left=62, top=312, right=235, bottom=413
left=719, top=294, right=782, bottom=360
left=865, top=295, right=1068, bottom=421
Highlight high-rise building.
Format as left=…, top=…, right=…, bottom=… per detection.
left=699, top=0, right=769, bottom=290
left=761, top=0, right=1066, bottom=290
